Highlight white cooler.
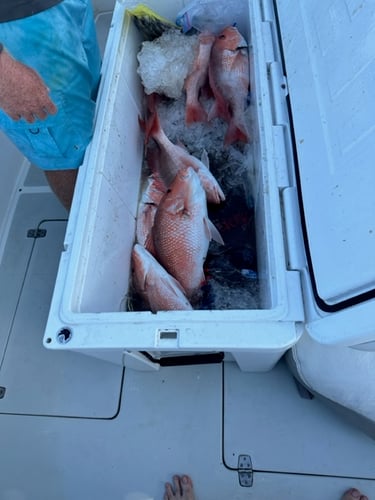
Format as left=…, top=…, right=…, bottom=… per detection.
left=43, top=0, right=375, bottom=371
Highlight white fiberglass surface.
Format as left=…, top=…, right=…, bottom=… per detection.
left=276, top=0, right=375, bottom=306
left=223, top=360, right=375, bottom=478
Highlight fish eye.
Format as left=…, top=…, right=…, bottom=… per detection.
left=219, top=34, right=226, bottom=39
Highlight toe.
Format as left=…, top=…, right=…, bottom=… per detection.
left=181, top=475, right=192, bottom=491
left=165, top=474, right=194, bottom=500
left=164, top=482, right=175, bottom=500
left=180, top=475, right=195, bottom=500
left=172, top=475, right=183, bottom=498
left=342, top=489, right=365, bottom=500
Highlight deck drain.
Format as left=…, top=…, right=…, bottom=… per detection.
left=57, top=328, right=73, bottom=344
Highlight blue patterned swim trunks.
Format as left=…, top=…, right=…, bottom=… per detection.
left=0, top=0, right=101, bottom=169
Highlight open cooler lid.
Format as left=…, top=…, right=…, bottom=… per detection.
left=275, top=1, right=375, bottom=319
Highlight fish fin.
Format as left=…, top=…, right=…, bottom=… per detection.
left=158, top=274, right=193, bottom=310
left=144, top=232, right=156, bottom=256
left=161, top=273, right=188, bottom=297
left=211, top=185, right=226, bottom=204
left=150, top=174, right=167, bottom=198
left=176, top=140, right=188, bottom=151
left=224, top=119, right=250, bottom=146
left=204, top=217, right=225, bottom=245
left=200, top=149, right=210, bottom=169
left=185, top=102, right=208, bottom=125
left=174, top=199, right=187, bottom=214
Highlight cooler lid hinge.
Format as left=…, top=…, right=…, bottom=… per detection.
left=237, top=454, right=253, bottom=487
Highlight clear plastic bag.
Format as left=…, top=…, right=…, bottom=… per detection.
left=176, top=0, right=248, bottom=34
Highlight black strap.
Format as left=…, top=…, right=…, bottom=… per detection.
left=0, top=0, right=62, bottom=23
left=140, top=351, right=225, bottom=367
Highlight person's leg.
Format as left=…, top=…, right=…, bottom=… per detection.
left=45, top=169, right=78, bottom=211
left=342, top=489, right=369, bottom=500
left=163, top=475, right=195, bottom=500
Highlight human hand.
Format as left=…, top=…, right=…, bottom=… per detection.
left=0, top=49, right=57, bottom=123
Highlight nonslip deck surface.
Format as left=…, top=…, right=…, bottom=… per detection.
left=223, top=360, right=375, bottom=479
left=0, top=364, right=374, bottom=499
left=0, top=175, right=123, bottom=418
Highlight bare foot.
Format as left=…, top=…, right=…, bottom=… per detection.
left=164, top=475, right=195, bottom=500
left=342, top=488, right=369, bottom=500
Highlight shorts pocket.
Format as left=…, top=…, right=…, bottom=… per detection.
left=26, top=125, right=65, bottom=159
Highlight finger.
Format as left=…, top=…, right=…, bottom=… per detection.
left=35, top=107, right=48, bottom=121
left=44, top=98, right=57, bottom=116
left=24, top=112, right=36, bottom=124
left=8, top=111, right=22, bottom=121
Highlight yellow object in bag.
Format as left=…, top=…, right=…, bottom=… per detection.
left=127, top=4, right=179, bottom=40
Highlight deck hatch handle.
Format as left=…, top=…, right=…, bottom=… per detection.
left=27, top=228, right=47, bottom=238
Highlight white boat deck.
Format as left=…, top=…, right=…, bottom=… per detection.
left=0, top=7, right=374, bottom=499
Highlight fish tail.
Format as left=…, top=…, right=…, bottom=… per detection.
left=139, top=93, right=163, bottom=144
left=139, top=109, right=162, bottom=145
left=208, top=98, right=231, bottom=123
left=138, top=113, right=158, bottom=145
left=224, top=119, right=250, bottom=146
left=185, top=102, right=208, bottom=125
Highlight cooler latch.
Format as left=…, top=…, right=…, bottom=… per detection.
left=237, top=454, right=253, bottom=487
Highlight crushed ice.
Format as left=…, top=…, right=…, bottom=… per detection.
left=137, top=30, right=199, bottom=99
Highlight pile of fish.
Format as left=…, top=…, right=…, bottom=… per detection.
left=185, top=28, right=250, bottom=145
left=131, top=25, right=253, bottom=312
